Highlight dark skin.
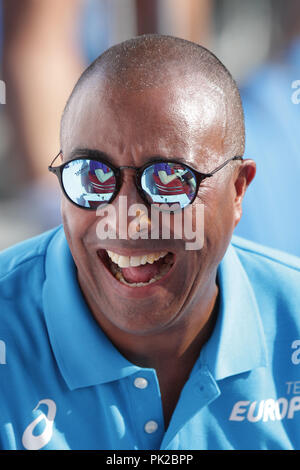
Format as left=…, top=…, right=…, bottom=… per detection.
left=60, top=74, right=255, bottom=429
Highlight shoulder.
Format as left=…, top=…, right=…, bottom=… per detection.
left=231, top=235, right=300, bottom=326
left=231, top=235, right=300, bottom=274
left=230, top=236, right=300, bottom=356
left=0, top=225, right=63, bottom=299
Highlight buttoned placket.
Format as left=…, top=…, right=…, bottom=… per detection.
left=118, top=368, right=165, bottom=450
left=122, top=364, right=221, bottom=450
left=124, top=369, right=165, bottom=450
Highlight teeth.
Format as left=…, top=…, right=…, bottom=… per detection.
left=105, top=249, right=173, bottom=287
left=147, top=254, right=155, bottom=264
left=140, top=255, right=148, bottom=265
left=106, top=251, right=119, bottom=265
left=106, top=250, right=168, bottom=268
left=117, top=255, right=130, bottom=268
left=130, top=256, right=142, bottom=267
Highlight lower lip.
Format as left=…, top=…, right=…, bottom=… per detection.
left=97, top=250, right=176, bottom=297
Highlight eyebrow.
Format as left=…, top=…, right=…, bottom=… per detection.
left=68, top=148, right=112, bottom=163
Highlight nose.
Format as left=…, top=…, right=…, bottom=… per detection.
left=118, top=167, right=143, bottom=205
left=106, top=167, right=151, bottom=241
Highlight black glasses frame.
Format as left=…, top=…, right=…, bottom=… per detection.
left=48, top=151, right=243, bottom=211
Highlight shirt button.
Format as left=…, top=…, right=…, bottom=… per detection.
left=144, top=420, right=158, bottom=434
left=134, top=377, right=148, bottom=389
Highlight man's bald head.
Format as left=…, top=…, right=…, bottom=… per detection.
left=60, top=34, right=245, bottom=158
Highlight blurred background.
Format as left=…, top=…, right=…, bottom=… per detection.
left=0, top=0, right=299, bottom=254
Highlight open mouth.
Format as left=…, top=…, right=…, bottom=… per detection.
left=100, top=250, right=175, bottom=287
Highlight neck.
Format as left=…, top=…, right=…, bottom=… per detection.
left=92, top=279, right=219, bottom=373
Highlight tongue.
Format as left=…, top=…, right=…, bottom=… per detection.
left=121, top=258, right=164, bottom=283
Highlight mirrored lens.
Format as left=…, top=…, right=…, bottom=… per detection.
left=141, top=162, right=197, bottom=209
left=62, top=159, right=116, bottom=208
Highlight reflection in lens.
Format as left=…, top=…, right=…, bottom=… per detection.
left=62, top=159, right=116, bottom=209
left=141, top=162, right=196, bottom=209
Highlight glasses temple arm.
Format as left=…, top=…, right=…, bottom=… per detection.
left=207, top=156, right=243, bottom=176
left=48, top=150, right=63, bottom=169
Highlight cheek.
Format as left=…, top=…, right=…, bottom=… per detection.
left=197, top=186, right=236, bottom=259
left=61, top=198, right=96, bottom=252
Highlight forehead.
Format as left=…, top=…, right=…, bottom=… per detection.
left=62, top=76, right=227, bottom=169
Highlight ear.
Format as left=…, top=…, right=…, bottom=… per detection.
left=233, top=159, right=256, bottom=228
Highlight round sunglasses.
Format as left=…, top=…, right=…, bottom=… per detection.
left=48, top=150, right=242, bottom=211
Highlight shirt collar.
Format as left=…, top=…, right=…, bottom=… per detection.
left=43, top=227, right=267, bottom=389
left=200, top=239, right=268, bottom=380
left=43, top=226, right=140, bottom=390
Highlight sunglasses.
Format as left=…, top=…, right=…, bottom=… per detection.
left=48, top=150, right=242, bottom=211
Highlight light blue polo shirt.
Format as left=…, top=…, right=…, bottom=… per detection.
left=1, top=225, right=300, bottom=450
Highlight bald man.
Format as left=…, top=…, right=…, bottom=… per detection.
left=1, top=35, right=300, bottom=451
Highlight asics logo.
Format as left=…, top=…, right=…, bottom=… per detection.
left=22, top=399, right=57, bottom=450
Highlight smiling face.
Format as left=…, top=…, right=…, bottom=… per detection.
left=59, top=72, right=254, bottom=337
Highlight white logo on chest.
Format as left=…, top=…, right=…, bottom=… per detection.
left=22, top=399, right=57, bottom=450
